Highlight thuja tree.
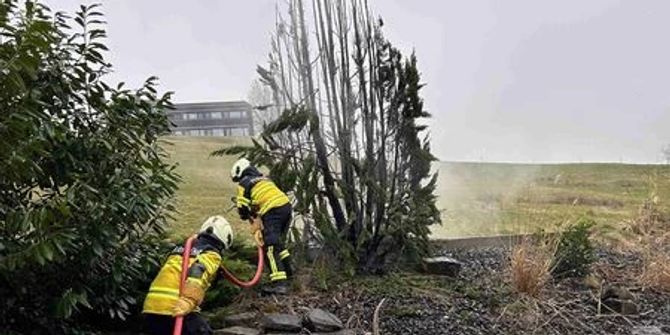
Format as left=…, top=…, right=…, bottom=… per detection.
left=215, top=0, right=440, bottom=274
left=0, top=2, right=178, bottom=332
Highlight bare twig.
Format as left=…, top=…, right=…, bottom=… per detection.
left=541, top=299, right=598, bottom=333
left=372, top=297, right=386, bottom=335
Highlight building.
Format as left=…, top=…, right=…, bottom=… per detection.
left=167, top=101, right=254, bottom=136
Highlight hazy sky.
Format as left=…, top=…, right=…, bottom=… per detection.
left=45, top=1, right=670, bottom=163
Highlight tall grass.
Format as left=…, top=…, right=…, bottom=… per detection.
left=625, top=193, right=670, bottom=292
left=509, top=238, right=553, bottom=297
left=640, top=253, right=670, bottom=292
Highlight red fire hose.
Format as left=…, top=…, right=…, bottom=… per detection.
left=173, top=233, right=264, bottom=334
left=220, top=242, right=265, bottom=288
left=173, top=234, right=196, bottom=335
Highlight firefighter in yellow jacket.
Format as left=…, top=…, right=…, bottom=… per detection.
left=230, top=158, right=293, bottom=295
left=142, top=216, right=234, bottom=335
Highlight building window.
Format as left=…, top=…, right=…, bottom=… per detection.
left=211, top=112, right=222, bottom=119
left=186, top=113, right=198, bottom=120
left=171, top=113, right=183, bottom=121
left=230, top=127, right=248, bottom=136
left=229, top=111, right=243, bottom=119
left=213, top=128, right=224, bottom=136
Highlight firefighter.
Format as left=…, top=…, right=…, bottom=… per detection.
left=230, top=158, right=293, bottom=295
left=142, top=216, right=234, bottom=335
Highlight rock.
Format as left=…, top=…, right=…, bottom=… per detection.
left=305, top=308, right=344, bottom=332
left=600, top=286, right=638, bottom=315
left=601, top=298, right=639, bottom=315
left=312, top=330, right=356, bottom=335
left=632, top=326, right=667, bottom=335
left=618, top=300, right=639, bottom=315
left=601, top=286, right=635, bottom=301
left=214, top=326, right=260, bottom=335
left=421, top=256, right=462, bottom=277
left=223, top=312, right=257, bottom=327
left=261, top=313, right=303, bottom=332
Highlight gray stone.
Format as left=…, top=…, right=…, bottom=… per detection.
left=312, top=330, right=356, bottom=335
left=600, top=286, right=638, bottom=315
left=214, top=326, right=261, bottom=335
left=223, top=312, right=257, bottom=327
left=632, top=326, right=667, bottom=335
left=272, top=332, right=353, bottom=335
left=421, top=256, right=462, bottom=277
left=601, top=286, right=635, bottom=301
left=305, top=308, right=344, bottom=332
left=261, top=313, right=303, bottom=332
left=602, top=298, right=639, bottom=315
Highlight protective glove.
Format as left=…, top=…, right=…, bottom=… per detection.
left=250, top=217, right=264, bottom=247
left=249, top=216, right=262, bottom=231
left=173, top=297, right=197, bottom=316
left=172, top=280, right=205, bottom=316
left=254, top=229, right=264, bottom=247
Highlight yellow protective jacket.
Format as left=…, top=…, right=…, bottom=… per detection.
left=236, top=170, right=289, bottom=220
left=142, top=234, right=223, bottom=316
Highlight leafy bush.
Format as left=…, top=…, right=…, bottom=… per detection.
left=551, top=217, right=596, bottom=279
left=0, top=2, right=178, bottom=332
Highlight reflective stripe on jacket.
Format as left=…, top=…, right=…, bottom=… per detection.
left=237, top=177, right=290, bottom=218
left=142, top=249, right=222, bottom=315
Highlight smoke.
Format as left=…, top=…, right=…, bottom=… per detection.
left=430, top=161, right=543, bottom=238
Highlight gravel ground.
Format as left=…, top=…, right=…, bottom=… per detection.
left=218, top=247, right=670, bottom=335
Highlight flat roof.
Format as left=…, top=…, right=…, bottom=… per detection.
left=171, top=101, right=252, bottom=112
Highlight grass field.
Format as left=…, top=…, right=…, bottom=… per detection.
left=161, top=136, right=253, bottom=241
left=434, top=162, right=670, bottom=237
left=163, top=137, right=670, bottom=239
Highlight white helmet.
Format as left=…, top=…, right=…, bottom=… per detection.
left=200, top=216, right=234, bottom=249
left=230, top=158, right=251, bottom=182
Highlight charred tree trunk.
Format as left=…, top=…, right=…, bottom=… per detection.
left=227, top=0, right=440, bottom=274
left=295, top=0, right=347, bottom=232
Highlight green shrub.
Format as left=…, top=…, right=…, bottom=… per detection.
left=202, top=241, right=260, bottom=309
left=552, top=217, right=596, bottom=279
left=0, top=2, right=178, bottom=333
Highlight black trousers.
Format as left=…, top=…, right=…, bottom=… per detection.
left=262, top=204, right=293, bottom=281
left=144, top=313, right=212, bottom=335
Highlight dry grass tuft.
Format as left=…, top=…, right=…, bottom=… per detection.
left=509, top=238, right=553, bottom=297
left=625, top=196, right=667, bottom=240
left=640, top=253, right=670, bottom=292
left=620, top=193, right=670, bottom=292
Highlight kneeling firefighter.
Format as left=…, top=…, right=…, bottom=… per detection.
left=142, top=216, right=234, bottom=335
left=230, top=158, right=293, bottom=295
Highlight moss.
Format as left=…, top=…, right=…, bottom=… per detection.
left=387, top=305, right=422, bottom=318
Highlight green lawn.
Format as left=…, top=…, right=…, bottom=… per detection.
left=162, top=136, right=252, bottom=241
left=163, top=137, right=670, bottom=239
